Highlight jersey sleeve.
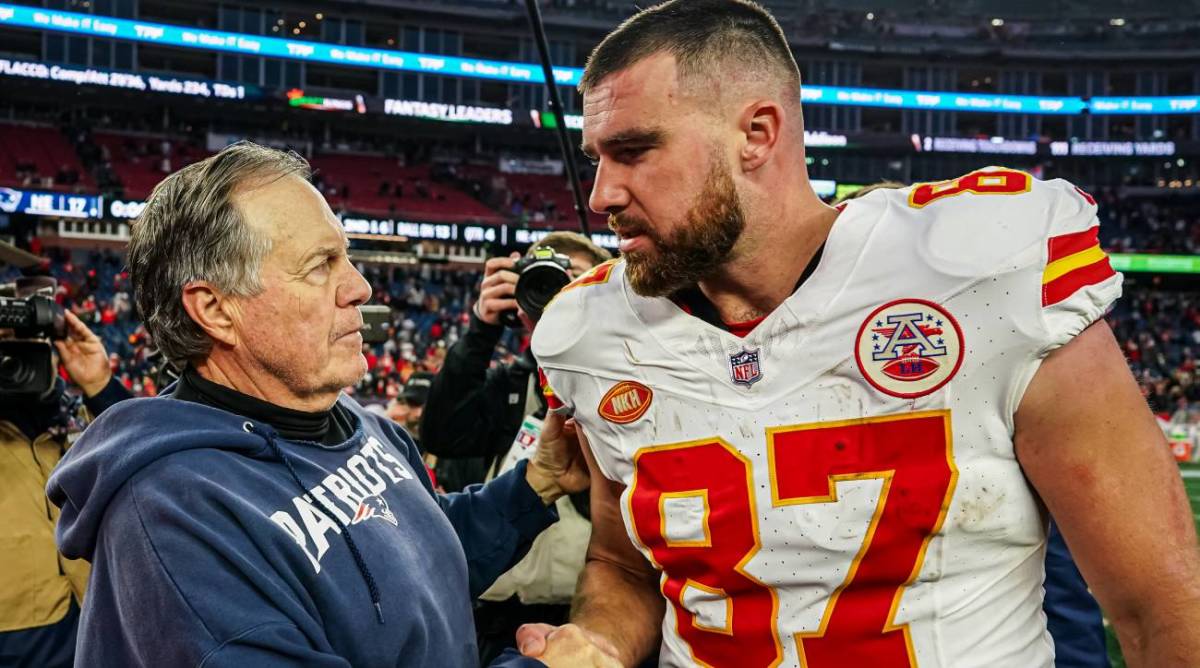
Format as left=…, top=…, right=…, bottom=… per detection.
left=1036, top=182, right=1122, bottom=353
left=530, top=259, right=621, bottom=418
left=1003, top=179, right=1124, bottom=425
left=537, top=368, right=572, bottom=417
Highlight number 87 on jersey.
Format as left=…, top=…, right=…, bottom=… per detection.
left=626, top=411, right=957, bottom=668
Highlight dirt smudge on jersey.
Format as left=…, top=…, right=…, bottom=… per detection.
left=954, top=484, right=1008, bottom=532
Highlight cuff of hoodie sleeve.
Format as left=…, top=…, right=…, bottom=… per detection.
left=83, top=376, right=133, bottom=417
left=486, top=459, right=560, bottom=543
left=488, top=648, right=547, bottom=668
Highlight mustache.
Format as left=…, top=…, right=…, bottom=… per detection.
left=608, top=214, right=655, bottom=241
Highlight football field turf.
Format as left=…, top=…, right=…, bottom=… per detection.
left=1105, top=462, right=1200, bottom=666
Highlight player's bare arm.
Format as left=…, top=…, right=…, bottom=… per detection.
left=1016, top=320, right=1200, bottom=666
left=518, top=428, right=664, bottom=667
left=569, top=432, right=665, bottom=666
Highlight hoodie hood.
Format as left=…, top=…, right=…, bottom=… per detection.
left=47, top=386, right=556, bottom=668
left=48, top=396, right=288, bottom=561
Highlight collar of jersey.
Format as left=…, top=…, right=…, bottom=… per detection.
left=619, top=197, right=877, bottom=394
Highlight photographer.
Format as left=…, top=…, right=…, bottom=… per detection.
left=422, top=233, right=610, bottom=492
left=420, top=233, right=611, bottom=663
left=0, top=280, right=131, bottom=668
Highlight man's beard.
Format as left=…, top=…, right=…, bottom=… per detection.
left=611, top=154, right=745, bottom=297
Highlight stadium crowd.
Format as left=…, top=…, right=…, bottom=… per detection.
left=5, top=231, right=1199, bottom=432
left=1, top=247, right=527, bottom=407
left=1096, top=191, right=1200, bottom=255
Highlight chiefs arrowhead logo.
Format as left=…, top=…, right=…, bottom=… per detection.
left=598, top=381, right=653, bottom=424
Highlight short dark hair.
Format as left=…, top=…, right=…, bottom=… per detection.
left=580, top=0, right=800, bottom=103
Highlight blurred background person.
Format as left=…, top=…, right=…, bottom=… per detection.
left=0, top=276, right=131, bottom=668
left=420, top=232, right=610, bottom=664
left=388, top=371, right=434, bottom=445
left=421, top=232, right=611, bottom=493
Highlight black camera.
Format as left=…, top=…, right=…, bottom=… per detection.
left=0, top=282, right=67, bottom=401
left=499, top=247, right=573, bottom=328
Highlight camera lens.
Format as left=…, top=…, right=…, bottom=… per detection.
left=515, top=262, right=572, bottom=322
left=0, top=353, right=30, bottom=388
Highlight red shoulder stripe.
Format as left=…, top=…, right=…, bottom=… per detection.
left=1042, top=257, right=1116, bottom=307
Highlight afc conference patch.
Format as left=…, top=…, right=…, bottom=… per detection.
left=729, top=348, right=763, bottom=387
left=854, top=299, right=964, bottom=399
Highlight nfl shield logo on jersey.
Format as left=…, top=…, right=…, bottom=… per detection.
left=855, top=298, right=964, bottom=398
left=729, top=348, right=763, bottom=387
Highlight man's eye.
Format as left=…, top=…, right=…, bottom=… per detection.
left=616, top=147, right=647, bottom=163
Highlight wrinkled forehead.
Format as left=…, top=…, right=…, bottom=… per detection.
left=236, top=174, right=346, bottom=253
left=582, top=53, right=684, bottom=141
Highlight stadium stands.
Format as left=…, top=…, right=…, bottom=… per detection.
left=308, top=154, right=506, bottom=223
left=90, top=132, right=212, bottom=200
left=0, top=122, right=96, bottom=193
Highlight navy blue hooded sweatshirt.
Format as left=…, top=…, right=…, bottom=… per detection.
left=47, top=393, right=557, bottom=667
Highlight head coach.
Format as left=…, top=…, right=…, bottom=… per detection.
left=45, top=142, right=609, bottom=668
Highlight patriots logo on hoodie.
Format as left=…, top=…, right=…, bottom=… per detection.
left=352, top=494, right=399, bottom=527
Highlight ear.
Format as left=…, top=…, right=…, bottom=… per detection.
left=180, top=281, right=240, bottom=348
left=738, top=100, right=784, bottom=173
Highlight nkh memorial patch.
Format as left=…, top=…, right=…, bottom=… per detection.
left=855, top=299, right=964, bottom=399
left=598, top=381, right=653, bottom=424
left=729, top=348, right=763, bottom=387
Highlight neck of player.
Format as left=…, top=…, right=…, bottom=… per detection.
left=698, top=191, right=839, bottom=324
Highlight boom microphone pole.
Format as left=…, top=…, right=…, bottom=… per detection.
left=522, top=0, right=591, bottom=236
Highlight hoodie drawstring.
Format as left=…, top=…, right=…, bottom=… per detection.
left=247, top=422, right=385, bottom=624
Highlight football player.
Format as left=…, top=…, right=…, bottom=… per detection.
left=519, top=1, right=1200, bottom=667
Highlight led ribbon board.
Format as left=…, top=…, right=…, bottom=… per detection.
left=0, top=57, right=256, bottom=99
left=0, top=3, right=580, bottom=85
left=1109, top=254, right=1200, bottom=274
left=2, top=4, right=1199, bottom=114
left=801, top=86, right=1085, bottom=115
left=0, top=187, right=101, bottom=218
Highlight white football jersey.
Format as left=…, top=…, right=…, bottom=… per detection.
left=532, top=168, right=1122, bottom=668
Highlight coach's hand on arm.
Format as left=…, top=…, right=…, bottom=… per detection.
left=1015, top=320, right=1200, bottom=666
left=518, top=427, right=664, bottom=667
left=474, top=253, right=521, bottom=326
left=524, top=412, right=590, bottom=505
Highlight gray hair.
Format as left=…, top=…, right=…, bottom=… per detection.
left=127, top=141, right=311, bottom=366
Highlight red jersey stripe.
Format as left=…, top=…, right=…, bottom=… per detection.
left=537, top=368, right=565, bottom=410
left=1047, top=226, right=1100, bottom=264
left=1042, top=257, right=1117, bottom=307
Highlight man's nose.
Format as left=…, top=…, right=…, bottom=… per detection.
left=339, top=259, right=373, bottom=307
left=588, top=161, right=630, bottom=215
